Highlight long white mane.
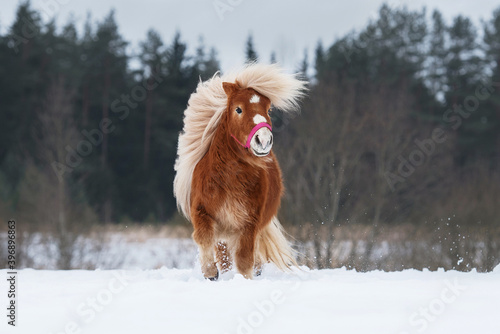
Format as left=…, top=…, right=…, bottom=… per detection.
left=173, top=63, right=308, bottom=219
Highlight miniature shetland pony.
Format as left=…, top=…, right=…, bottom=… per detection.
left=174, top=64, right=307, bottom=279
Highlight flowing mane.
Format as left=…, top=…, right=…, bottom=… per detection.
left=174, top=63, right=307, bottom=219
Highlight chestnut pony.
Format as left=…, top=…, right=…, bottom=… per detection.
left=174, top=64, right=307, bottom=279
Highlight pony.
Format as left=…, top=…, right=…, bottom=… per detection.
left=174, top=63, right=307, bottom=279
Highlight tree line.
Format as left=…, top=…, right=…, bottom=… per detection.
left=274, top=5, right=500, bottom=269
left=0, top=2, right=499, bottom=238
left=0, top=2, right=220, bottom=226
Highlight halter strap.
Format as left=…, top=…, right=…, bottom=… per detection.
left=231, top=122, right=272, bottom=149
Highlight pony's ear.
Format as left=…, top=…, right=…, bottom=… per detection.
left=222, top=82, right=239, bottom=97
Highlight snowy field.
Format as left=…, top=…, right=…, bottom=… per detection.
left=1, top=265, right=499, bottom=334
left=1, top=230, right=499, bottom=333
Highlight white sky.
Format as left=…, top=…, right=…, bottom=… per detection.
left=1, top=0, right=498, bottom=72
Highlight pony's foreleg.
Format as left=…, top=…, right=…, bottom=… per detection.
left=235, top=225, right=258, bottom=279
left=215, top=241, right=232, bottom=274
left=192, top=206, right=218, bottom=280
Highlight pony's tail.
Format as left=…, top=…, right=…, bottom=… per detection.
left=258, top=216, right=298, bottom=271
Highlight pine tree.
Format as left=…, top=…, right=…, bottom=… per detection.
left=205, top=47, right=221, bottom=77
left=149, top=31, right=193, bottom=220
left=444, top=15, right=489, bottom=163
left=445, top=15, right=481, bottom=104
left=1, top=1, right=44, bottom=175
left=245, top=34, right=258, bottom=63
left=428, top=10, right=447, bottom=99
left=140, top=29, right=164, bottom=170
left=482, top=7, right=500, bottom=165
left=79, top=10, right=129, bottom=222
left=193, top=36, right=220, bottom=80
left=314, top=41, right=325, bottom=80
left=298, top=49, right=309, bottom=81
left=270, top=51, right=277, bottom=64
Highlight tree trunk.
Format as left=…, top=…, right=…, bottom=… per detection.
left=82, top=83, right=89, bottom=126
left=101, top=59, right=110, bottom=167
left=101, top=58, right=111, bottom=223
left=144, top=77, right=153, bottom=169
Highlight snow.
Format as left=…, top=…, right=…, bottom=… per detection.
left=1, top=233, right=198, bottom=270
left=1, top=265, right=499, bottom=334
left=6, top=232, right=494, bottom=272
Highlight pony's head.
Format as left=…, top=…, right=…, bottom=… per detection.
left=223, top=82, right=273, bottom=157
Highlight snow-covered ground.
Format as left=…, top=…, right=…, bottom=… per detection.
left=1, top=265, right=499, bottom=334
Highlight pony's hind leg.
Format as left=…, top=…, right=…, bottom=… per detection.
left=192, top=205, right=218, bottom=280
left=254, top=236, right=264, bottom=276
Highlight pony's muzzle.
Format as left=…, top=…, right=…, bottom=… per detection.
left=250, top=127, right=273, bottom=156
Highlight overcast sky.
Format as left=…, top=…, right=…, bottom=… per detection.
left=1, top=0, right=499, bottom=72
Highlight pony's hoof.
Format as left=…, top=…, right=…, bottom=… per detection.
left=255, top=268, right=262, bottom=277
left=206, top=271, right=219, bottom=281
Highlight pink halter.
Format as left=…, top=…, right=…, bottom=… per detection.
left=231, top=122, right=272, bottom=149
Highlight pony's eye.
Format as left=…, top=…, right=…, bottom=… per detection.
left=236, top=107, right=242, bottom=114
left=268, top=108, right=272, bottom=115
